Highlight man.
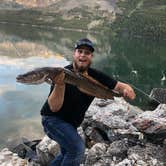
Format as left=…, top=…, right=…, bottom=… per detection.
left=41, top=38, right=135, bottom=166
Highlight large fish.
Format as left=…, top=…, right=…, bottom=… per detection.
left=16, top=67, right=121, bottom=99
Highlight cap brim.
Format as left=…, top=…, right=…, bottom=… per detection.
left=75, top=44, right=94, bottom=52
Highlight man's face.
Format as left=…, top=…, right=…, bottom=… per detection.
left=73, top=46, right=93, bottom=72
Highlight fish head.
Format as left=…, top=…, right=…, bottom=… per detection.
left=16, top=69, right=49, bottom=85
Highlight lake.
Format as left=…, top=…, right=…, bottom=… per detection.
left=0, top=21, right=165, bottom=149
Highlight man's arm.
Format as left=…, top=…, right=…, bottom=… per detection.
left=48, top=71, right=65, bottom=112
left=114, top=81, right=136, bottom=100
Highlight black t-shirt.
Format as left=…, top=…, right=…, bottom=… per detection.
left=40, top=64, right=117, bottom=128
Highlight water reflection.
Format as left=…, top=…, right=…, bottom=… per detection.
left=93, top=37, right=166, bottom=108
left=0, top=55, right=69, bottom=148
left=0, top=22, right=165, bottom=148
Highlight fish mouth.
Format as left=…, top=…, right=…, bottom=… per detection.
left=16, top=75, right=24, bottom=82
left=16, top=73, right=48, bottom=85
left=16, top=75, right=35, bottom=84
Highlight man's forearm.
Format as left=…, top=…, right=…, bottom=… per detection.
left=48, top=84, right=65, bottom=112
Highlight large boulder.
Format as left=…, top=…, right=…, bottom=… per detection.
left=83, top=98, right=143, bottom=145
left=150, top=88, right=166, bottom=104
left=132, top=104, right=166, bottom=135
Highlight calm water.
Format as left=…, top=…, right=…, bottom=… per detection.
left=0, top=22, right=165, bottom=148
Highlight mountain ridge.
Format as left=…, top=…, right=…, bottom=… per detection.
left=0, top=0, right=165, bottom=39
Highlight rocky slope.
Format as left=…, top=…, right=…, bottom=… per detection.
left=0, top=98, right=165, bottom=165
left=0, top=0, right=58, bottom=8
left=0, top=0, right=118, bottom=10
left=0, top=0, right=165, bottom=39
left=0, top=0, right=119, bottom=31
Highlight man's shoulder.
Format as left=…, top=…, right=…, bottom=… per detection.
left=88, top=67, right=117, bottom=89
left=64, top=64, right=73, bottom=70
left=88, top=67, right=105, bottom=76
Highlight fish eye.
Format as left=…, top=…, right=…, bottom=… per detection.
left=32, top=74, right=38, bottom=78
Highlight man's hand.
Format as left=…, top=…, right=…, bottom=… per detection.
left=122, top=86, right=135, bottom=100
left=54, top=70, right=65, bottom=85
left=114, top=82, right=136, bottom=100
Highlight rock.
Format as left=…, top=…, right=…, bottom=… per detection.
left=11, top=138, right=40, bottom=159
left=127, top=143, right=166, bottom=166
left=148, top=88, right=166, bottom=110
left=95, top=99, right=115, bottom=107
left=35, top=135, right=59, bottom=166
left=163, top=139, right=166, bottom=149
left=77, top=126, right=86, bottom=142
left=84, top=126, right=109, bottom=145
left=0, top=148, right=27, bottom=165
left=107, top=139, right=129, bottom=158
left=1, top=97, right=166, bottom=165
left=150, top=88, right=166, bottom=104
left=115, top=158, right=133, bottom=166
left=132, top=104, right=166, bottom=135
left=85, top=143, right=111, bottom=166
left=88, top=98, right=143, bottom=142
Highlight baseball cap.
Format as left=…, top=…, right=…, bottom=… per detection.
left=75, top=38, right=95, bottom=52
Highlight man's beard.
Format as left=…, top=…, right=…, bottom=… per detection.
left=73, top=61, right=91, bottom=73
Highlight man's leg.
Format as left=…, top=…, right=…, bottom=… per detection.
left=42, top=116, right=85, bottom=166
left=50, top=147, right=66, bottom=165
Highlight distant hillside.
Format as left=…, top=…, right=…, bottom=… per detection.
left=0, top=0, right=58, bottom=8
left=0, top=0, right=165, bottom=39
left=0, top=0, right=24, bottom=9
left=0, top=0, right=120, bottom=13
left=0, top=0, right=120, bottom=31
left=112, top=0, right=166, bottom=40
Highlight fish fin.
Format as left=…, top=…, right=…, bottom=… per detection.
left=45, top=78, right=53, bottom=85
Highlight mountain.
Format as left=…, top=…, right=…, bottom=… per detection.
left=0, top=0, right=165, bottom=39
left=0, top=0, right=24, bottom=9
left=0, top=0, right=120, bottom=31
left=0, top=0, right=58, bottom=8
left=1, top=0, right=119, bottom=10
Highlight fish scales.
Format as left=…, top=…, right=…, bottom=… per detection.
left=16, top=67, right=121, bottom=99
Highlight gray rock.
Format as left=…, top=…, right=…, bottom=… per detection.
left=88, top=98, right=142, bottom=142
left=150, top=88, right=166, bottom=104
left=35, top=135, right=59, bottom=166
left=132, top=104, right=166, bottom=135
left=0, top=148, right=27, bottom=165
left=107, top=139, right=129, bottom=158
left=127, top=143, right=166, bottom=166
left=163, top=139, right=166, bottom=148
left=84, top=126, right=108, bottom=145
left=1, top=97, right=166, bottom=165
left=85, top=143, right=111, bottom=166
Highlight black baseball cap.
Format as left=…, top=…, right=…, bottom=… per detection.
left=75, top=38, right=95, bottom=52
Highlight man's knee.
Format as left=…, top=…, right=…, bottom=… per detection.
left=69, top=139, right=85, bottom=156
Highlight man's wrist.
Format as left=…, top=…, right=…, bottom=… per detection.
left=54, top=83, right=65, bottom=88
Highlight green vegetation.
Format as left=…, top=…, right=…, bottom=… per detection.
left=0, top=0, right=165, bottom=40
left=0, top=6, right=107, bottom=32
left=112, top=0, right=166, bottom=40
